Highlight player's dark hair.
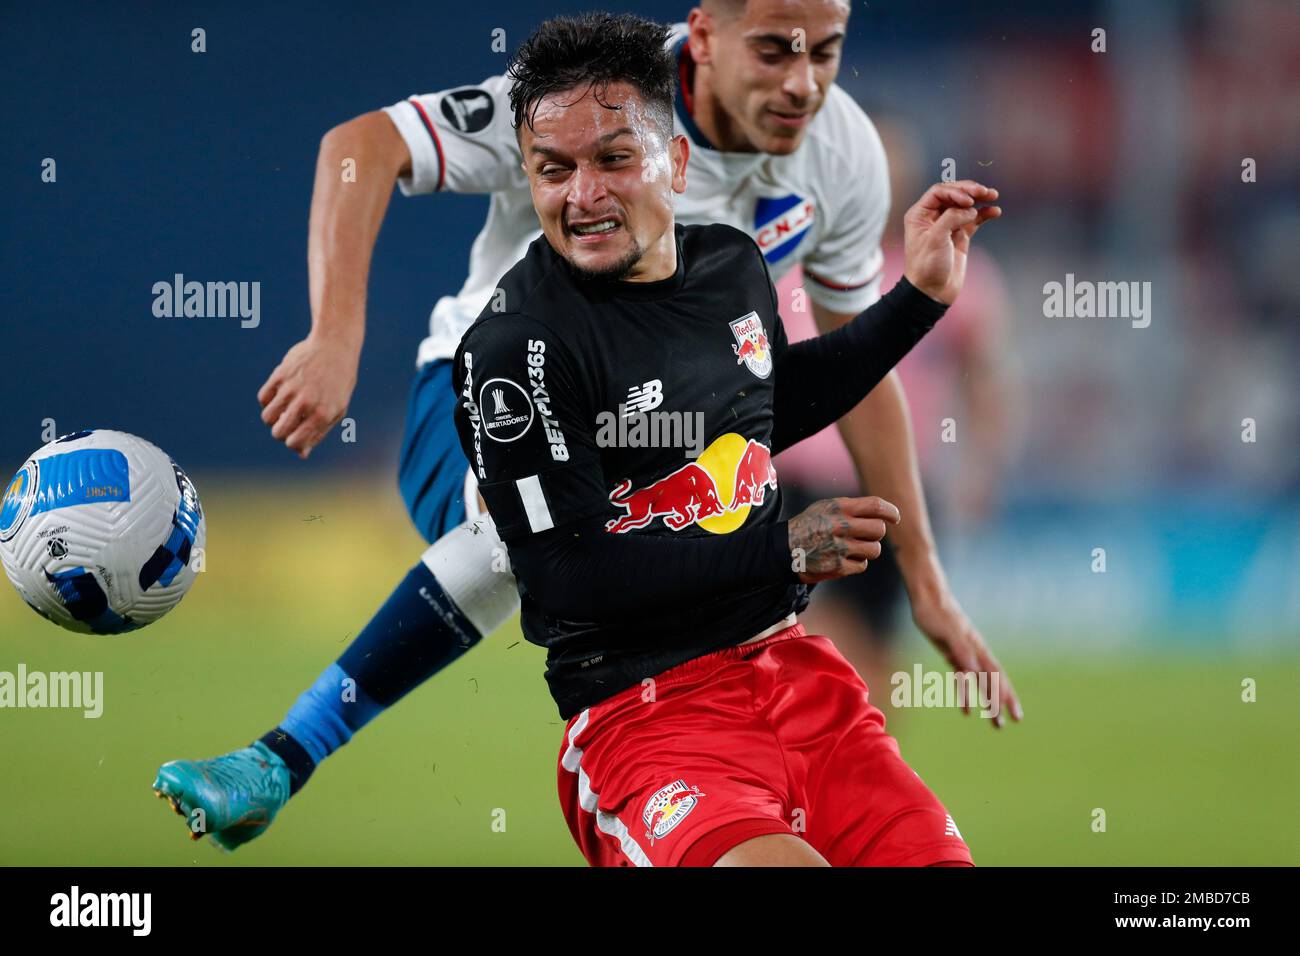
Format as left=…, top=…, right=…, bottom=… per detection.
left=507, top=12, right=676, bottom=141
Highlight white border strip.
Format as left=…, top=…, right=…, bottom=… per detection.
left=562, top=709, right=652, bottom=867
left=516, top=474, right=554, bottom=533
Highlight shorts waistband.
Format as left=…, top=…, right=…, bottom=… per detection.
left=642, top=621, right=807, bottom=693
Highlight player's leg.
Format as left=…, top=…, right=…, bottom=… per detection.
left=756, top=634, right=974, bottom=867
left=556, top=635, right=815, bottom=868
left=154, top=360, right=521, bottom=848
left=154, top=513, right=516, bottom=847
left=398, top=360, right=481, bottom=542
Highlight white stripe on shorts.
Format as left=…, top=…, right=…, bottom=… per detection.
left=562, top=708, right=653, bottom=867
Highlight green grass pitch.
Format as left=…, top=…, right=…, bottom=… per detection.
left=1, top=480, right=1295, bottom=866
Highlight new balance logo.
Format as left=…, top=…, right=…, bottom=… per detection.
left=622, top=379, right=663, bottom=418
left=944, top=813, right=963, bottom=839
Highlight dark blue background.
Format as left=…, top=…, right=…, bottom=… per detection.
left=0, top=1, right=1080, bottom=474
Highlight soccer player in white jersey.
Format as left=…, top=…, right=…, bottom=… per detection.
left=153, top=0, right=1020, bottom=851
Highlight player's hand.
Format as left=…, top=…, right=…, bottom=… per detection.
left=902, top=180, right=1001, bottom=305
left=789, top=496, right=901, bottom=584
left=911, top=586, right=1023, bottom=729
left=257, top=334, right=361, bottom=459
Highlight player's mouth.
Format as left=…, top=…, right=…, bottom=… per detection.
left=766, top=108, right=812, bottom=130
left=567, top=216, right=623, bottom=243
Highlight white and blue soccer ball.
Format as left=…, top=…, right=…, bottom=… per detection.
left=0, top=429, right=205, bottom=634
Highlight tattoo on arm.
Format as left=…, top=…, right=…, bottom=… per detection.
left=790, top=501, right=851, bottom=573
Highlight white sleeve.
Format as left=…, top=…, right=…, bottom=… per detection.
left=381, top=73, right=526, bottom=197
left=801, top=92, right=890, bottom=314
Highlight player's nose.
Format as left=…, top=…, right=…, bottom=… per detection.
left=782, top=58, right=817, bottom=102
left=566, top=163, right=610, bottom=215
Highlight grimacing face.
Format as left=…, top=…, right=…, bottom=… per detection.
left=690, top=0, right=850, bottom=154
left=519, top=82, right=689, bottom=282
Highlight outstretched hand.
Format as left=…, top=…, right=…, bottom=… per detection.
left=257, top=335, right=360, bottom=460
left=903, top=180, right=1001, bottom=305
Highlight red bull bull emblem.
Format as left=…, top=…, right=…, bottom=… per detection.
left=729, top=311, right=772, bottom=379
left=605, top=434, right=778, bottom=534
left=643, top=779, right=706, bottom=844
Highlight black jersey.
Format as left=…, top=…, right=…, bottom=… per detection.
left=453, top=222, right=945, bottom=717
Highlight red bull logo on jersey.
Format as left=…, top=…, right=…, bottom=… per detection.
left=643, top=779, right=706, bottom=844
left=605, top=433, right=778, bottom=535
left=730, top=311, right=772, bottom=379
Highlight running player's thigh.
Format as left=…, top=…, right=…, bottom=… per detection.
left=760, top=635, right=972, bottom=866
left=559, top=666, right=796, bottom=867
left=812, top=721, right=973, bottom=867
left=398, top=360, right=471, bottom=541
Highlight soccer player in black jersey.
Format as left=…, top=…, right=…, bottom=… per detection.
left=453, top=14, right=1000, bottom=867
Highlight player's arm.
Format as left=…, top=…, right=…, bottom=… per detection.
left=771, top=181, right=1000, bottom=452
left=257, top=110, right=409, bottom=458
left=260, top=77, right=525, bottom=459
left=805, top=305, right=1019, bottom=723
left=790, top=183, right=1021, bottom=727
left=452, top=317, right=889, bottom=621
left=950, top=262, right=1015, bottom=524
left=805, top=315, right=939, bottom=605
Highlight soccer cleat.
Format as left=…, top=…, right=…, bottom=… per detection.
left=152, top=741, right=290, bottom=851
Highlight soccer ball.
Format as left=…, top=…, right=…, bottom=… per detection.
left=0, top=429, right=205, bottom=634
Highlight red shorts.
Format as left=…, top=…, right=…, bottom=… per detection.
left=556, top=624, right=974, bottom=867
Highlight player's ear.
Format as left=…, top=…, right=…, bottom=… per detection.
left=670, top=134, right=689, bottom=195
left=686, top=8, right=714, bottom=63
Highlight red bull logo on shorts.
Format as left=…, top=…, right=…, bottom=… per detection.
left=643, top=779, right=706, bottom=844
left=605, top=433, right=778, bottom=535
left=730, top=311, right=772, bottom=379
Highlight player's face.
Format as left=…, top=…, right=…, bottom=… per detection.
left=520, top=82, right=688, bottom=282
left=691, top=0, right=849, bottom=154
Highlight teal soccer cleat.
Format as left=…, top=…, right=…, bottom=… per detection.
left=153, top=741, right=290, bottom=851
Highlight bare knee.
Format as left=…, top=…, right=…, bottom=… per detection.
left=713, top=833, right=830, bottom=867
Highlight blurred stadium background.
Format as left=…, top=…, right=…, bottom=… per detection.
left=1, top=0, right=1296, bottom=865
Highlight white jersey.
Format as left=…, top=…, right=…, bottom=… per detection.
left=382, top=24, right=889, bottom=367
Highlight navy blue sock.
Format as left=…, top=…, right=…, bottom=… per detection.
left=260, top=561, right=483, bottom=794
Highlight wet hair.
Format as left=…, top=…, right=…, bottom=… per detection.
left=508, top=12, right=676, bottom=141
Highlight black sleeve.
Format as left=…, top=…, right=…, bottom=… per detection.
left=507, top=517, right=795, bottom=620
left=453, top=313, right=797, bottom=620
left=770, top=277, right=947, bottom=454
left=453, top=312, right=610, bottom=539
